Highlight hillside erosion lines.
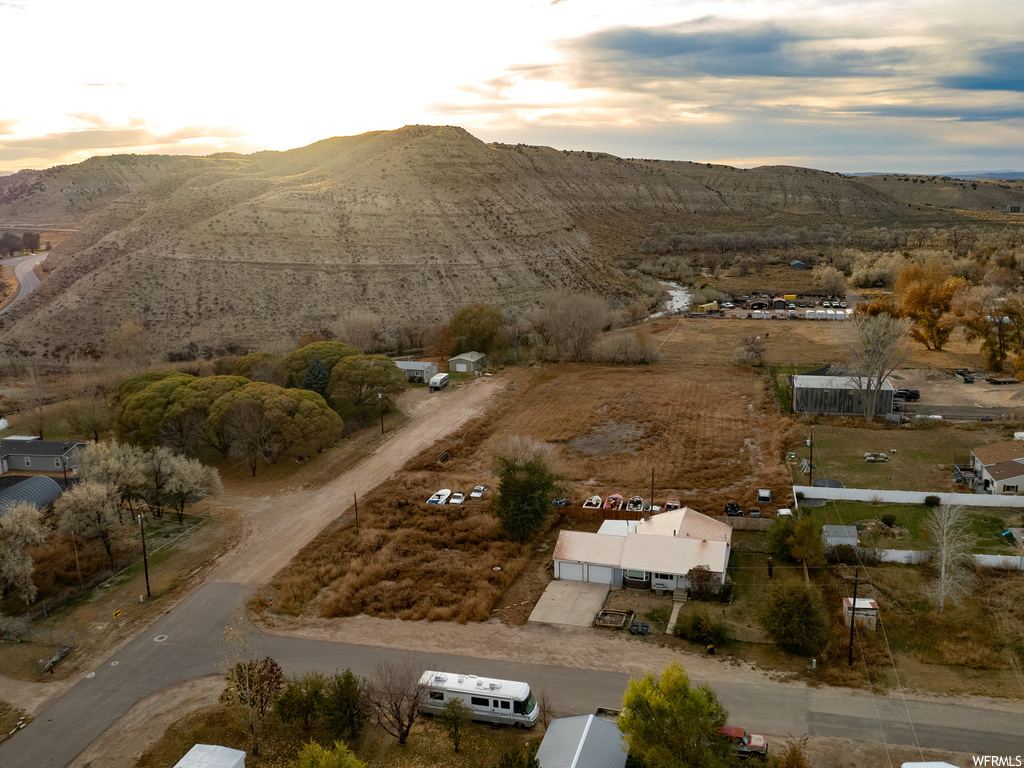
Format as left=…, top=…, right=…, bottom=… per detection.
left=210, top=377, right=506, bottom=586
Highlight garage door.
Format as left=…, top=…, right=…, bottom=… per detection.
left=586, top=564, right=613, bottom=584
left=558, top=561, right=584, bottom=581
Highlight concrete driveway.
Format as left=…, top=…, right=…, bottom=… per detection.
left=528, top=580, right=609, bottom=626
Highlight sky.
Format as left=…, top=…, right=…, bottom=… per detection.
left=1, top=0, right=1022, bottom=175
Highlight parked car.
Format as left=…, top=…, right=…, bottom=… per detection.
left=722, top=302, right=735, bottom=309
left=725, top=502, right=743, bottom=517
left=822, top=300, right=831, bottom=308
left=718, top=726, right=768, bottom=757
left=469, top=485, right=489, bottom=498
left=551, top=498, right=569, bottom=506
left=839, top=301, right=847, bottom=308
left=894, top=388, right=920, bottom=401
left=747, top=508, right=761, bottom=518
left=449, top=492, right=466, bottom=505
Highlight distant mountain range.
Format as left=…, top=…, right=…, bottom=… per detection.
left=2, top=126, right=1023, bottom=363
left=851, top=171, right=1024, bottom=181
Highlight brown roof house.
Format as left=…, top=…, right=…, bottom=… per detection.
left=970, top=441, right=1024, bottom=494
left=552, top=507, right=731, bottom=593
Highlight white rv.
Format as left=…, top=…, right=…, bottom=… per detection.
left=419, top=671, right=538, bottom=728
left=428, top=373, right=449, bottom=392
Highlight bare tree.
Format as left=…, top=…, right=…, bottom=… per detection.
left=366, top=659, right=427, bottom=745
left=542, top=291, right=608, bottom=362
left=74, top=441, right=147, bottom=518
left=0, top=501, right=47, bottom=604
left=833, top=313, right=911, bottom=422
left=219, top=607, right=284, bottom=755
left=108, top=318, right=153, bottom=377
left=337, top=311, right=383, bottom=353
left=924, top=503, right=975, bottom=612
left=223, top=400, right=275, bottom=476
left=816, top=265, right=848, bottom=296
left=164, top=454, right=223, bottom=524
left=731, top=334, right=767, bottom=366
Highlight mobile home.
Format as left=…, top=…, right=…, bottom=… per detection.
left=419, top=671, right=538, bottom=727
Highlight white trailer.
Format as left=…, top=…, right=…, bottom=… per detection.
left=428, top=373, right=449, bottom=392
left=826, top=309, right=836, bottom=320
left=805, top=310, right=816, bottom=320
left=816, top=310, right=827, bottom=319
left=420, top=671, right=538, bottom=727
left=752, top=310, right=763, bottom=319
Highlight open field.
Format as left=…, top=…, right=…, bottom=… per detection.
left=256, top=362, right=794, bottom=623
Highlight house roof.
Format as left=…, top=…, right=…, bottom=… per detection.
left=972, top=441, right=1024, bottom=467
left=635, top=507, right=732, bottom=545
left=449, top=351, right=486, bottom=363
left=822, top=525, right=858, bottom=546
left=536, top=715, right=627, bottom=768
left=172, top=744, right=247, bottom=768
left=0, top=439, right=85, bottom=459
left=394, top=360, right=435, bottom=371
left=793, top=375, right=894, bottom=391
left=554, top=530, right=729, bottom=576
left=985, top=460, right=1024, bottom=482
left=0, top=476, right=63, bottom=516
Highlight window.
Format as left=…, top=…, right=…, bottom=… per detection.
left=514, top=695, right=537, bottom=715
left=626, top=569, right=647, bottom=580
left=54, top=458, right=63, bottom=468
left=499, top=701, right=510, bottom=709
left=429, top=691, right=444, bottom=701
left=471, top=696, right=489, bottom=707
left=23, top=457, right=31, bottom=468
left=1005, top=485, right=1018, bottom=493
left=654, top=573, right=673, bottom=581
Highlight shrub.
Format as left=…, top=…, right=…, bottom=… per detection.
left=767, top=517, right=797, bottom=561
left=924, top=495, right=941, bottom=507
left=757, top=581, right=828, bottom=655
left=675, top=603, right=730, bottom=646
left=881, top=512, right=896, bottom=527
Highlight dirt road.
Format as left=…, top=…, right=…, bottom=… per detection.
left=210, top=377, right=506, bottom=586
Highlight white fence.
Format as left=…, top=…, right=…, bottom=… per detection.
left=793, top=486, right=1024, bottom=508
left=862, top=549, right=1023, bottom=570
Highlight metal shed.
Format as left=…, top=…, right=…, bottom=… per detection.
left=792, top=375, right=894, bottom=416
left=448, top=351, right=487, bottom=373
left=0, top=476, right=63, bottom=516
left=537, top=714, right=627, bottom=768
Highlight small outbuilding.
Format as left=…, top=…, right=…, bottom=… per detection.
left=173, top=744, right=246, bottom=768
left=823, top=525, right=858, bottom=548
left=843, top=597, right=879, bottom=631
left=789, top=260, right=807, bottom=270
left=536, top=714, right=627, bottom=768
left=0, top=476, right=63, bottom=517
left=791, top=375, right=894, bottom=416
left=394, top=360, right=438, bottom=383
left=448, top=351, right=487, bottom=373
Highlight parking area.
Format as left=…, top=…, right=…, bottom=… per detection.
left=528, top=580, right=609, bottom=626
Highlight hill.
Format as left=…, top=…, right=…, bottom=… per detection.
left=1, top=125, right=1016, bottom=362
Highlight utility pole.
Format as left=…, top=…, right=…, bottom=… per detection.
left=808, top=426, right=814, bottom=487
left=650, top=468, right=655, bottom=509
left=379, top=391, right=384, bottom=435
left=353, top=492, right=359, bottom=535
left=847, top=575, right=869, bottom=666
left=139, top=513, right=151, bottom=598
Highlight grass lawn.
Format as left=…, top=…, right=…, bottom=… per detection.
left=804, top=500, right=1023, bottom=554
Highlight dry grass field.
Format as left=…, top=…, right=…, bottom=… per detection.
left=257, top=362, right=794, bottom=623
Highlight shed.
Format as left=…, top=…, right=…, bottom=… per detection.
left=842, top=597, right=879, bottom=631
left=792, top=375, right=894, bottom=416
left=0, top=476, right=63, bottom=517
left=173, top=744, right=246, bottom=768
left=790, top=260, right=807, bottom=269
left=536, top=714, right=627, bottom=768
left=823, top=525, right=858, bottom=548
left=394, top=360, right=438, bottom=383
left=448, top=351, right=487, bottom=373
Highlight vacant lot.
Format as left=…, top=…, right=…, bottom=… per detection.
left=257, top=363, right=794, bottom=623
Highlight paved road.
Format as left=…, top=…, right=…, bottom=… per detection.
left=0, top=252, right=48, bottom=315
left=1, top=581, right=1022, bottom=767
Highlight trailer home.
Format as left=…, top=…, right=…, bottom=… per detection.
left=420, top=671, right=538, bottom=727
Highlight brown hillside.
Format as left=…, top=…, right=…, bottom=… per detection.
left=857, top=174, right=1024, bottom=216
left=0, top=125, right=984, bottom=362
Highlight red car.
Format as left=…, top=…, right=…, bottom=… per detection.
left=717, top=725, right=768, bottom=757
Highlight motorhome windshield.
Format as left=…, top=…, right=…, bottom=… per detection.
left=514, top=694, right=536, bottom=716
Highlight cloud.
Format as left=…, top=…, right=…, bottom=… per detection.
left=938, top=45, right=1024, bottom=93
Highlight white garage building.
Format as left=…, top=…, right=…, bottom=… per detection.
left=553, top=507, right=731, bottom=593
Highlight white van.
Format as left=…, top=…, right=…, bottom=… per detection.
left=757, top=489, right=772, bottom=503
left=428, top=373, right=449, bottom=392
left=777, top=508, right=793, bottom=518
left=420, top=671, right=538, bottom=727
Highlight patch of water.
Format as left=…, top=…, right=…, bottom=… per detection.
left=650, top=281, right=692, bottom=318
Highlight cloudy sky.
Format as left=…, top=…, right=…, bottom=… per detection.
left=2, top=0, right=1022, bottom=175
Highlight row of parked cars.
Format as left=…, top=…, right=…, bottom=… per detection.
left=426, top=486, right=489, bottom=505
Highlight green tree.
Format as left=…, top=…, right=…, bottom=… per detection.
left=0, top=233, right=22, bottom=257
left=491, top=436, right=565, bottom=542
left=328, top=354, right=407, bottom=409
left=323, top=669, right=366, bottom=739
left=277, top=672, right=326, bottom=731
left=449, top=302, right=503, bottom=356
left=113, top=372, right=196, bottom=446
left=21, top=232, right=40, bottom=252
left=303, top=356, right=331, bottom=399
left=492, top=745, right=540, bottom=768
left=766, top=516, right=796, bottom=561
left=165, top=375, right=250, bottom=457
left=789, top=517, right=826, bottom=583
left=232, top=352, right=279, bottom=379
left=278, top=342, right=361, bottom=387
left=618, top=662, right=730, bottom=768
left=437, top=698, right=472, bottom=753
left=289, top=741, right=365, bottom=768
left=757, top=581, right=828, bottom=655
